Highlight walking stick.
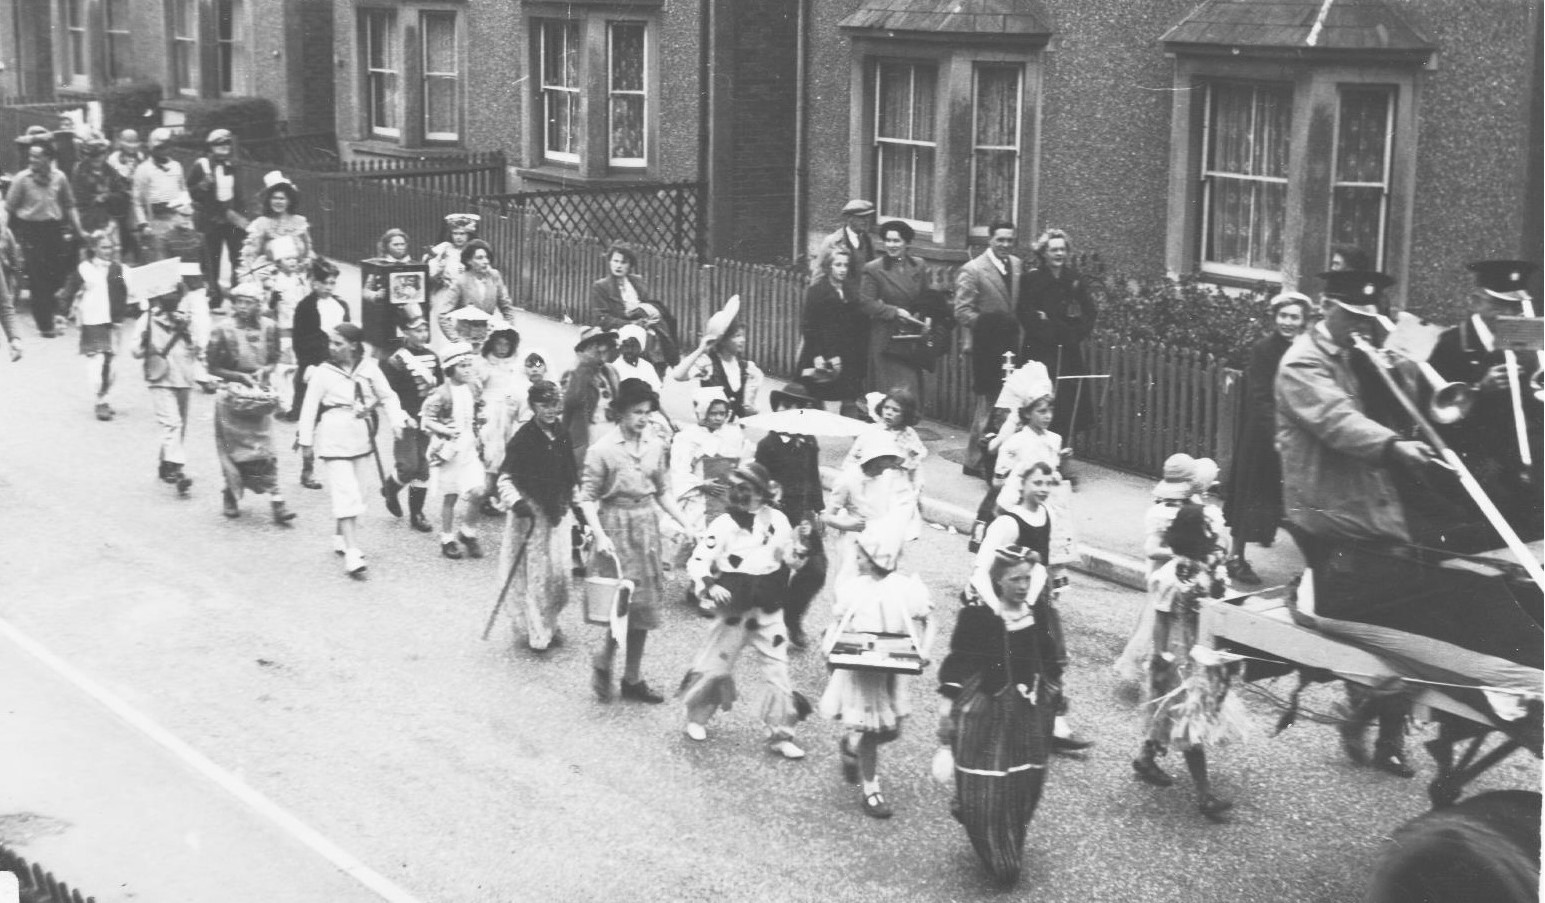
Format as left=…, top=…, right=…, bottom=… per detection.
left=357, top=378, right=389, bottom=488
left=482, top=511, right=536, bottom=640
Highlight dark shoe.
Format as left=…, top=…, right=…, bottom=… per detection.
left=222, top=489, right=240, bottom=518
left=1337, top=720, right=1370, bottom=766
left=410, top=512, right=433, bottom=533
left=1132, top=756, right=1174, bottom=787
left=460, top=535, right=483, bottom=559
left=1054, top=733, right=1095, bottom=753
left=591, top=666, right=613, bottom=702
left=861, top=791, right=893, bottom=820
left=441, top=541, right=463, bottom=560
left=619, top=679, right=665, bottom=704
left=300, top=465, right=322, bottom=490
left=788, top=628, right=809, bottom=650
left=381, top=478, right=403, bottom=518
left=838, top=738, right=859, bottom=784
left=1226, top=557, right=1263, bottom=586
left=1372, top=745, right=1416, bottom=779
left=175, top=475, right=193, bottom=496
left=1198, top=794, right=1234, bottom=821
left=271, top=500, right=297, bottom=525
left=95, top=402, right=113, bottom=421
left=158, top=460, right=175, bottom=483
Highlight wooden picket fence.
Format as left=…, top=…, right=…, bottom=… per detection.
left=273, top=175, right=1241, bottom=477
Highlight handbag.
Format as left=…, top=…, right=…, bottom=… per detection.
left=880, top=289, right=956, bottom=372
left=222, top=381, right=279, bottom=417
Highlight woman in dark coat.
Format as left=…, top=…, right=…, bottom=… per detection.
left=858, top=220, right=931, bottom=402
left=798, top=244, right=869, bottom=405
left=935, top=546, right=1059, bottom=887
left=1220, top=291, right=1309, bottom=584
left=1018, top=229, right=1098, bottom=440
left=589, top=240, right=679, bottom=374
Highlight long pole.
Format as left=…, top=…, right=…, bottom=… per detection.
left=1352, top=335, right=1545, bottom=588
left=482, top=513, right=536, bottom=640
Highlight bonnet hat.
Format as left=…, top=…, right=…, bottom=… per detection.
left=1153, top=453, right=1197, bottom=501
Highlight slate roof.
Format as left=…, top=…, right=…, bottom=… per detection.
left=1161, top=0, right=1434, bottom=53
left=839, top=0, right=1054, bottom=37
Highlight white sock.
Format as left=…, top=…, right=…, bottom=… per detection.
left=861, top=777, right=880, bottom=796
left=441, top=532, right=457, bottom=544
left=1055, top=716, right=1071, bottom=738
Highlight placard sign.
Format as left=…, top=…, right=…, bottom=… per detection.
left=124, top=257, right=183, bottom=302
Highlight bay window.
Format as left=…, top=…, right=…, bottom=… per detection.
left=529, top=12, right=657, bottom=178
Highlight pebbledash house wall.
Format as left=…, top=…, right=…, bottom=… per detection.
left=0, top=0, right=333, bottom=132
left=802, top=0, right=1543, bottom=320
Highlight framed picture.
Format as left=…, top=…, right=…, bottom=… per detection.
left=361, top=261, right=430, bottom=307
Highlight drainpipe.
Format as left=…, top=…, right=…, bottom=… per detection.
left=791, top=0, right=809, bottom=266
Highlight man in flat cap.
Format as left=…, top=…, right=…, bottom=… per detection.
left=1428, top=260, right=1543, bottom=540
left=187, top=129, right=249, bottom=304
left=814, top=199, right=877, bottom=288
left=131, top=128, right=189, bottom=257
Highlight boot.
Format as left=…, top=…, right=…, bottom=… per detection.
left=408, top=487, right=433, bottom=532
left=1132, top=740, right=1174, bottom=787
left=158, top=460, right=175, bottom=483
left=381, top=477, right=403, bottom=518
left=169, top=464, right=193, bottom=495
left=299, top=451, right=322, bottom=490
left=222, top=489, right=240, bottom=518
left=271, top=499, right=297, bottom=525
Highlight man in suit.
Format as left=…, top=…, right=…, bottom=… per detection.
left=814, top=199, right=876, bottom=287
left=953, top=221, right=1024, bottom=478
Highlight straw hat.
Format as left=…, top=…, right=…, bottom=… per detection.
left=703, top=294, right=741, bottom=343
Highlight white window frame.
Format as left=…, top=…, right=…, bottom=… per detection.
left=968, top=62, right=1022, bottom=239
left=216, top=0, right=248, bottom=96
left=105, top=0, right=132, bottom=83
left=61, top=0, right=89, bottom=88
left=362, top=9, right=400, bottom=139
left=421, top=11, right=460, bottom=143
left=1198, top=80, right=1292, bottom=282
left=169, top=0, right=200, bottom=97
left=607, top=20, right=647, bottom=169
left=538, top=20, right=581, bottom=164
left=873, top=60, right=938, bottom=235
left=1329, top=85, right=1395, bottom=272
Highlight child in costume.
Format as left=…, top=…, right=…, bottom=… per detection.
left=1131, top=503, right=1247, bottom=821
left=820, top=518, right=933, bottom=818
left=680, top=462, right=809, bottom=759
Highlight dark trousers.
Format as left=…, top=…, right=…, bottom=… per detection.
left=202, top=222, right=246, bottom=294
left=12, top=218, right=69, bottom=332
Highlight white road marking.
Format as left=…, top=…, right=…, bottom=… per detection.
left=0, top=617, right=424, bottom=903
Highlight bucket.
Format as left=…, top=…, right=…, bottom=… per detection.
left=584, top=551, right=633, bottom=626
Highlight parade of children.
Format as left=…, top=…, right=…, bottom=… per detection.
left=34, top=195, right=1544, bottom=903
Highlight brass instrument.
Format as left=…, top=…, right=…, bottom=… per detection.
left=1351, top=331, right=1545, bottom=589
left=1373, top=314, right=1474, bottom=425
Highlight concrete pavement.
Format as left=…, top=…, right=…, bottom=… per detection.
left=326, top=259, right=1306, bottom=593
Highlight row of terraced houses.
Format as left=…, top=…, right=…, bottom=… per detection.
left=2, top=0, right=1540, bottom=316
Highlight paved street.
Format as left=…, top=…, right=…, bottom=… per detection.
left=0, top=304, right=1537, bottom=903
